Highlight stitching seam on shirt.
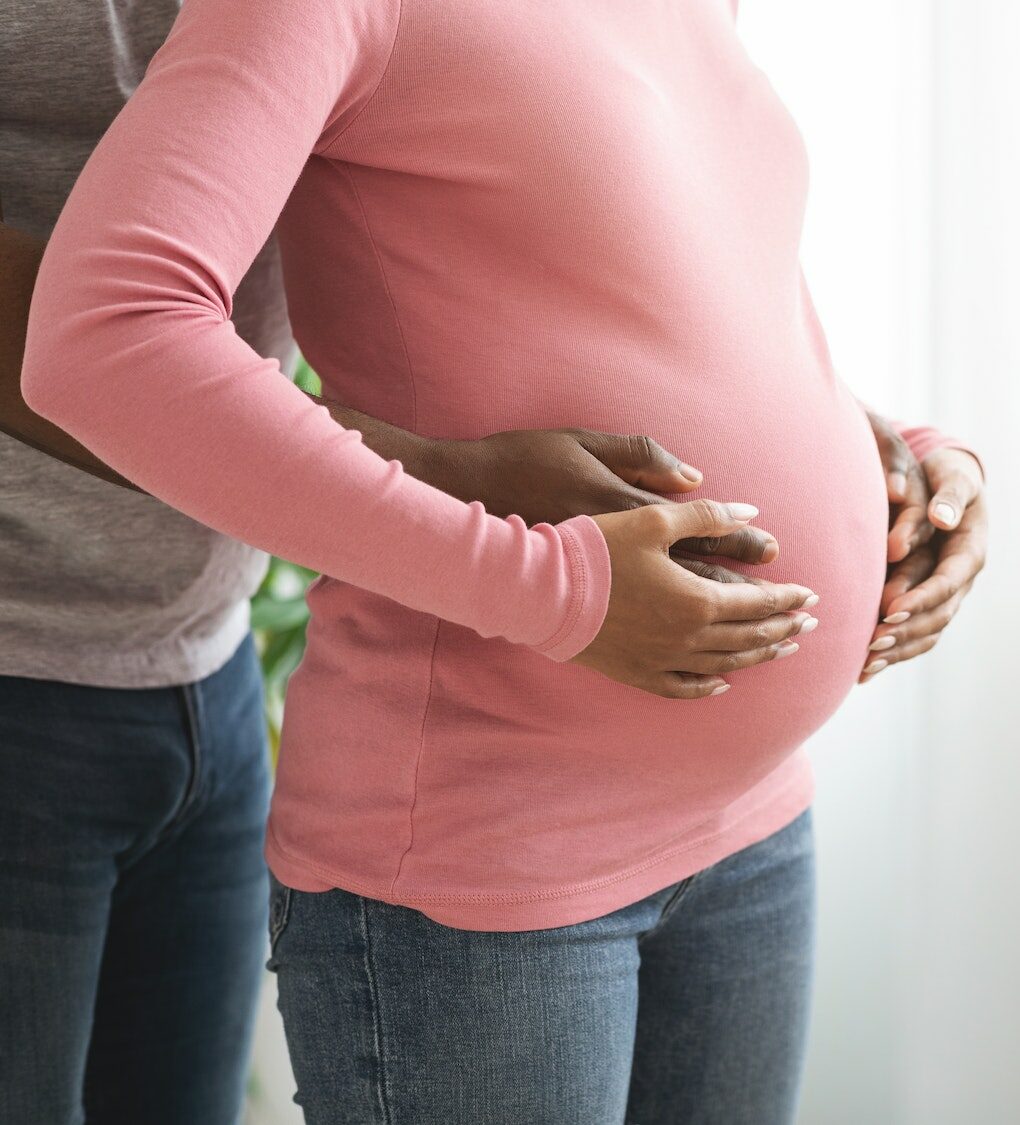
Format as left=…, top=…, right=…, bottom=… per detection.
left=321, top=0, right=403, bottom=153
left=531, top=524, right=588, bottom=654
left=267, top=759, right=811, bottom=906
left=388, top=617, right=443, bottom=895
left=341, top=162, right=419, bottom=431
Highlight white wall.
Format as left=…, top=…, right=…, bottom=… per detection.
left=738, top=3, right=1020, bottom=1122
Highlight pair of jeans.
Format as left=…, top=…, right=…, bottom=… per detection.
left=269, top=806, right=816, bottom=1125
left=0, top=633, right=271, bottom=1125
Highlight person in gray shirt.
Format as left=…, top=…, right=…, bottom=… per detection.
left=0, top=3, right=293, bottom=1122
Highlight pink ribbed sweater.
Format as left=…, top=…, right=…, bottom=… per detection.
left=23, top=0, right=967, bottom=929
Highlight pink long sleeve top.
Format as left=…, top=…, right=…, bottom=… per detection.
left=22, top=0, right=971, bottom=930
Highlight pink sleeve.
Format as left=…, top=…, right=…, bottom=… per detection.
left=19, top=0, right=610, bottom=662
left=854, top=391, right=985, bottom=481
left=887, top=423, right=986, bottom=481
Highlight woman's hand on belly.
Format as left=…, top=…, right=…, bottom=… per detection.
left=572, top=500, right=820, bottom=699
left=861, top=448, right=987, bottom=682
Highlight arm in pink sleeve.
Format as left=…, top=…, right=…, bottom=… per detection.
left=853, top=391, right=986, bottom=480
left=886, top=422, right=986, bottom=481
left=20, top=0, right=610, bottom=661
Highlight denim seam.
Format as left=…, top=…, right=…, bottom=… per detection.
left=359, top=898, right=394, bottom=1125
left=169, top=682, right=204, bottom=826
left=637, top=870, right=703, bottom=946
left=269, top=886, right=293, bottom=955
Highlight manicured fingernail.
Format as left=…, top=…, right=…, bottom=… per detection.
left=678, top=463, right=703, bottom=482
left=869, top=635, right=896, bottom=651
left=889, top=471, right=907, bottom=497
left=775, top=641, right=800, bottom=659
left=883, top=611, right=911, bottom=624
left=798, top=616, right=820, bottom=635
left=933, top=502, right=956, bottom=525
left=725, top=502, right=758, bottom=521
left=864, top=658, right=888, bottom=674
left=710, top=683, right=731, bottom=695
left=802, top=593, right=820, bottom=608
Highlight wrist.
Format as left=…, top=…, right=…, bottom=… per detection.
left=407, top=434, right=475, bottom=499
left=923, top=445, right=985, bottom=485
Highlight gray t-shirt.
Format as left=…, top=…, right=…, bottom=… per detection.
left=0, top=0, right=297, bottom=687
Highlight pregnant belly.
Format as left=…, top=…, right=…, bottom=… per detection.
left=291, top=350, right=890, bottom=894
left=408, top=354, right=890, bottom=803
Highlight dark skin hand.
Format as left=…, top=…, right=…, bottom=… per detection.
left=862, top=412, right=987, bottom=682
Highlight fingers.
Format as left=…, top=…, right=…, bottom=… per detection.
left=675, top=525, right=779, bottom=565
left=859, top=634, right=940, bottom=683
left=671, top=557, right=751, bottom=584
left=648, top=672, right=731, bottom=700
left=646, top=497, right=763, bottom=546
left=887, top=460, right=934, bottom=563
left=884, top=536, right=984, bottom=620
left=685, top=639, right=803, bottom=675
left=704, top=610, right=818, bottom=652
left=927, top=479, right=977, bottom=531
left=923, top=448, right=984, bottom=530
left=709, top=578, right=818, bottom=621
left=861, top=579, right=973, bottom=682
left=884, top=439, right=913, bottom=503
left=878, top=544, right=937, bottom=620
left=577, top=430, right=703, bottom=494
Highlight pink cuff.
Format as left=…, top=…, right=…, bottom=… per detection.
left=531, top=515, right=612, bottom=663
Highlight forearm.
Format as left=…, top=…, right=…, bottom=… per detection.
left=20, top=0, right=609, bottom=661
left=3, top=206, right=442, bottom=492
left=0, top=215, right=138, bottom=489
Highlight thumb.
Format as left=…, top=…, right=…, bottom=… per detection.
left=643, top=498, right=760, bottom=547
left=927, top=482, right=970, bottom=530
left=578, top=431, right=703, bottom=494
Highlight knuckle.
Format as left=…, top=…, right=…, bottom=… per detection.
left=690, top=497, right=723, bottom=525
left=642, top=503, right=674, bottom=536
left=627, top=433, right=655, bottom=463
left=757, top=587, right=778, bottom=617
left=749, top=620, right=770, bottom=647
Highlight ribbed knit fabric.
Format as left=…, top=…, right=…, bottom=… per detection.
left=22, top=0, right=974, bottom=929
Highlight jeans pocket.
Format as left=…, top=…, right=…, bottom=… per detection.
left=268, top=877, right=293, bottom=959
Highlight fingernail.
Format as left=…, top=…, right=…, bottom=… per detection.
left=798, top=616, right=819, bottom=635
left=678, top=463, right=703, bottom=482
left=725, top=502, right=758, bottom=521
left=883, top=611, right=911, bottom=624
left=934, top=502, right=956, bottom=525
left=802, top=593, right=820, bottom=608
left=889, top=471, right=907, bottom=497
left=710, top=683, right=731, bottom=695
left=775, top=641, right=800, bottom=659
left=864, top=658, right=888, bottom=674
left=869, top=635, right=896, bottom=651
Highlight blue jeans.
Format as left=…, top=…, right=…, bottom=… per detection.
left=0, top=634, right=271, bottom=1125
left=269, top=807, right=816, bottom=1125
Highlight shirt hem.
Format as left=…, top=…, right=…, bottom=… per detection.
left=0, top=607, right=251, bottom=689
left=265, top=753, right=814, bottom=932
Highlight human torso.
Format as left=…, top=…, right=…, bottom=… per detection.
left=267, top=0, right=888, bottom=921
